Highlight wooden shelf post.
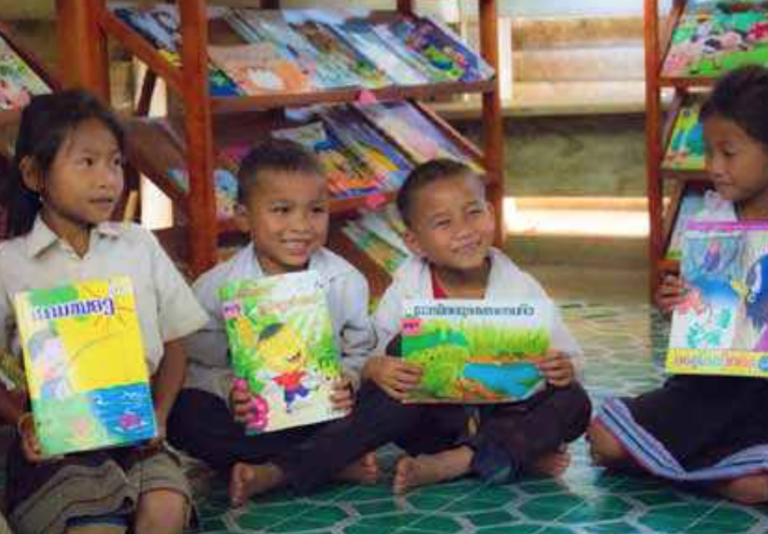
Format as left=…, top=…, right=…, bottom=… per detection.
left=645, top=0, right=663, bottom=299
left=178, top=0, right=218, bottom=276
left=479, top=0, right=505, bottom=245
left=55, top=0, right=110, bottom=97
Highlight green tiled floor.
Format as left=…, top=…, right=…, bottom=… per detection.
left=195, top=303, right=768, bottom=534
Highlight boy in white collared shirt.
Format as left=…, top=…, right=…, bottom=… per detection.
left=375, top=159, right=591, bottom=492
left=167, top=139, right=376, bottom=506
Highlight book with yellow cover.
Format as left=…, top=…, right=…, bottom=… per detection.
left=220, top=270, right=345, bottom=434
left=14, top=277, right=157, bottom=457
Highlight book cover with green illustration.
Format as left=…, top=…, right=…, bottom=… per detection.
left=220, top=271, right=345, bottom=433
left=401, top=299, right=553, bottom=404
left=14, top=277, right=157, bottom=457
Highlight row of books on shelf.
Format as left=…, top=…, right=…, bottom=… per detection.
left=165, top=100, right=480, bottom=220
left=0, top=32, right=50, bottom=111
left=663, top=0, right=768, bottom=79
left=341, top=204, right=409, bottom=275
left=114, top=5, right=493, bottom=98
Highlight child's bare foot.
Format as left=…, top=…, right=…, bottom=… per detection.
left=229, top=462, right=284, bottom=507
left=527, top=447, right=571, bottom=478
left=336, top=452, right=379, bottom=485
left=393, top=446, right=473, bottom=495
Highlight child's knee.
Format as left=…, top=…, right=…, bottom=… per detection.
left=719, top=475, right=768, bottom=505
left=586, top=420, right=627, bottom=465
left=135, top=489, right=188, bottom=534
left=552, top=383, right=592, bottom=441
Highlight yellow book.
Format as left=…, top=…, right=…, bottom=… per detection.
left=14, top=277, right=156, bottom=457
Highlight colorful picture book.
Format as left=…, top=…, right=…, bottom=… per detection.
left=401, top=299, right=553, bottom=403
left=227, top=10, right=360, bottom=90
left=272, top=121, right=380, bottom=199
left=219, top=271, right=345, bottom=433
left=355, top=101, right=481, bottom=171
left=663, top=96, right=705, bottom=171
left=113, top=5, right=241, bottom=96
left=378, top=16, right=495, bottom=84
left=0, top=33, right=50, bottom=110
left=668, top=221, right=768, bottom=377
left=331, top=19, right=428, bottom=86
left=662, top=8, right=768, bottom=78
left=208, top=43, right=311, bottom=95
left=342, top=205, right=410, bottom=275
left=320, top=106, right=413, bottom=191
left=14, top=278, right=157, bottom=457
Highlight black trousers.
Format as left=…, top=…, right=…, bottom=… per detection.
left=468, top=382, right=592, bottom=480
left=167, top=385, right=468, bottom=494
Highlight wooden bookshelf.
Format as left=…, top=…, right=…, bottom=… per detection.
left=56, top=0, right=505, bottom=291
left=645, top=0, right=713, bottom=296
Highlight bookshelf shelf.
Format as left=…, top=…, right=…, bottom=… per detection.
left=57, top=0, right=505, bottom=289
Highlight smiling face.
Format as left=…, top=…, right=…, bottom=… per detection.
left=23, top=118, right=124, bottom=238
left=703, top=114, right=768, bottom=207
left=404, top=172, right=495, bottom=272
left=240, top=169, right=329, bottom=275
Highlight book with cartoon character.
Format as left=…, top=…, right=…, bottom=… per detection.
left=0, top=33, right=50, bottom=110
left=220, top=271, right=345, bottom=433
left=667, top=221, right=768, bottom=377
left=662, top=96, right=705, bottom=172
left=662, top=8, right=768, bottom=79
left=401, top=300, right=553, bottom=403
left=14, top=277, right=157, bottom=457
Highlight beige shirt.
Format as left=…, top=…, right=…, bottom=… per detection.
left=0, top=216, right=208, bottom=374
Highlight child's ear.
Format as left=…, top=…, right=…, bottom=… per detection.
left=234, top=203, right=250, bottom=233
left=19, top=156, right=44, bottom=194
left=403, top=229, right=425, bottom=257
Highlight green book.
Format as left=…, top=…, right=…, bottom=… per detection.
left=220, top=270, right=345, bottom=433
left=402, top=299, right=553, bottom=403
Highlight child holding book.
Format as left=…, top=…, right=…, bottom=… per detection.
left=589, top=65, right=768, bottom=505
left=167, top=139, right=377, bottom=506
left=0, top=90, right=208, bottom=534
left=224, top=158, right=591, bottom=496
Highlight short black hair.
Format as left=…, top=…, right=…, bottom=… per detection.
left=236, top=138, right=324, bottom=204
left=0, top=89, right=125, bottom=238
left=700, top=65, right=768, bottom=145
left=396, top=158, right=481, bottom=227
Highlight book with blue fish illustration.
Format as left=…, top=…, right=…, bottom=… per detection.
left=14, top=277, right=157, bottom=457
left=668, top=221, right=768, bottom=377
left=401, top=299, right=553, bottom=403
left=220, top=271, right=346, bottom=434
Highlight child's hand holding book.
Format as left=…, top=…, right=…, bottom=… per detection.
left=656, top=274, right=688, bottom=316
left=362, top=355, right=422, bottom=401
left=536, top=351, right=575, bottom=388
left=329, top=375, right=355, bottom=414
left=17, top=413, right=45, bottom=463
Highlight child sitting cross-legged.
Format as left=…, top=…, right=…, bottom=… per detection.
left=369, top=159, right=593, bottom=492
left=167, top=139, right=378, bottom=507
